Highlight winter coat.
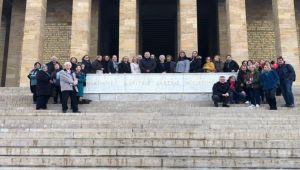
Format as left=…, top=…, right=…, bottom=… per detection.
left=36, top=70, right=51, bottom=96
left=139, top=58, right=157, bottom=73
left=223, top=60, right=239, bottom=72
left=260, top=70, right=279, bottom=91
left=212, top=82, right=230, bottom=96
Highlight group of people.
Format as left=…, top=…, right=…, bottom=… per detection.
left=28, top=50, right=296, bottom=112
left=212, top=56, right=296, bottom=110
left=28, top=57, right=87, bottom=113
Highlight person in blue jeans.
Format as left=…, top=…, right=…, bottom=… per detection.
left=244, top=65, right=261, bottom=108
left=260, top=63, right=279, bottom=110
left=277, top=56, right=296, bottom=108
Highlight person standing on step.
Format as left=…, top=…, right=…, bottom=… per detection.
left=108, top=55, right=119, bottom=74
left=165, top=55, right=176, bottom=73
left=60, top=62, right=80, bottom=113
left=51, top=63, right=62, bottom=104
left=92, top=55, right=104, bottom=74
left=189, top=51, right=203, bottom=73
left=70, top=57, right=78, bottom=71
left=75, top=65, right=86, bottom=104
left=245, top=65, right=261, bottom=108
left=81, top=55, right=93, bottom=74
left=156, top=55, right=167, bottom=73
left=36, top=65, right=51, bottom=110
left=102, top=55, right=111, bottom=74
left=28, top=62, right=41, bottom=104
left=131, top=56, right=141, bottom=73
left=277, top=56, right=296, bottom=108
left=212, top=76, right=230, bottom=107
left=213, top=55, right=224, bottom=73
left=46, top=55, right=59, bottom=75
left=223, top=55, right=239, bottom=72
left=176, top=51, right=190, bottom=73
left=260, top=63, right=279, bottom=110
left=118, top=56, right=132, bottom=74
left=139, top=51, right=157, bottom=73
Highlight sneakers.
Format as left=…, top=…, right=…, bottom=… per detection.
left=256, top=104, right=260, bottom=108
left=248, top=104, right=255, bottom=108
left=245, top=101, right=250, bottom=104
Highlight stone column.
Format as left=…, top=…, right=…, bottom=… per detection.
left=0, top=0, right=3, bottom=27
left=178, top=0, right=198, bottom=57
left=272, top=0, right=300, bottom=81
left=70, top=0, right=92, bottom=58
left=89, top=0, right=99, bottom=60
left=226, top=0, right=249, bottom=64
left=119, top=0, right=138, bottom=59
left=5, top=0, right=26, bottom=87
left=19, top=0, right=47, bottom=87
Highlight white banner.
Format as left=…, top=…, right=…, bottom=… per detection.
left=84, top=73, right=236, bottom=94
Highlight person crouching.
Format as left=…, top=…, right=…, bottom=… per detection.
left=212, top=76, right=230, bottom=107
left=59, top=62, right=80, bottom=113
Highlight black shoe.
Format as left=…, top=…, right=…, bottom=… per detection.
left=222, top=104, right=230, bottom=107
left=73, top=111, right=81, bottom=113
left=62, top=110, right=67, bottom=113
left=53, top=102, right=58, bottom=104
left=214, top=103, right=219, bottom=107
left=36, top=108, right=40, bottom=110
left=287, top=104, right=295, bottom=108
left=270, top=107, right=277, bottom=110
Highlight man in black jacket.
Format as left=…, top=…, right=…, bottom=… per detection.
left=189, top=51, right=203, bottom=73
left=139, top=51, right=157, bottom=73
left=277, top=56, right=296, bottom=107
left=212, top=76, right=230, bottom=107
left=223, top=55, right=239, bottom=72
left=46, top=56, right=59, bottom=75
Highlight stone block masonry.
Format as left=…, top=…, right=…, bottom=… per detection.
left=42, top=0, right=72, bottom=63
left=246, top=0, right=276, bottom=61
left=295, top=0, right=300, bottom=57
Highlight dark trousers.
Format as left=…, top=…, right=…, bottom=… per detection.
left=229, top=90, right=246, bottom=104
left=280, top=80, right=294, bottom=106
left=265, top=88, right=277, bottom=109
left=53, top=85, right=62, bottom=103
left=260, top=87, right=265, bottom=103
left=36, top=95, right=49, bottom=109
left=30, top=85, right=37, bottom=103
left=212, top=95, right=229, bottom=105
left=61, top=90, right=78, bottom=112
left=248, top=88, right=261, bottom=105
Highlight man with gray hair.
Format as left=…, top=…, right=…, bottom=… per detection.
left=46, top=55, right=59, bottom=75
left=59, top=62, right=80, bottom=113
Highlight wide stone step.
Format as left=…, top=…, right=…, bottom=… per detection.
left=0, top=156, right=299, bottom=168
left=1, top=130, right=300, bottom=140
left=1, top=120, right=300, bottom=129
left=0, top=147, right=299, bottom=158
left=1, top=139, right=300, bottom=149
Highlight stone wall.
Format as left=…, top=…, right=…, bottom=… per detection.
left=5, top=0, right=26, bottom=87
left=217, top=0, right=228, bottom=59
left=295, top=0, right=300, bottom=56
left=42, top=0, right=72, bottom=64
left=246, top=0, right=276, bottom=61
left=0, top=17, right=6, bottom=84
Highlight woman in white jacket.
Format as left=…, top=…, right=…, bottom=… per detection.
left=130, top=56, right=141, bottom=73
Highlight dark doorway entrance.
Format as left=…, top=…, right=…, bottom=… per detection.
left=98, top=0, right=119, bottom=56
left=139, top=0, right=178, bottom=58
left=197, top=0, right=219, bottom=58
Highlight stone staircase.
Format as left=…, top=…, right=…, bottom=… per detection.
left=0, top=87, right=300, bottom=169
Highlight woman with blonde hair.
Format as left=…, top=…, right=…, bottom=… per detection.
left=203, top=57, right=216, bottom=73
left=119, top=56, right=132, bottom=73
left=131, top=56, right=141, bottom=73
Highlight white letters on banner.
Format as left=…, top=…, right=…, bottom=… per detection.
left=84, top=73, right=236, bottom=94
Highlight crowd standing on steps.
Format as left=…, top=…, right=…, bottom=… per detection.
left=27, top=51, right=296, bottom=112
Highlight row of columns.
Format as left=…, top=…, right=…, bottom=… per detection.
left=0, top=0, right=298, bottom=86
